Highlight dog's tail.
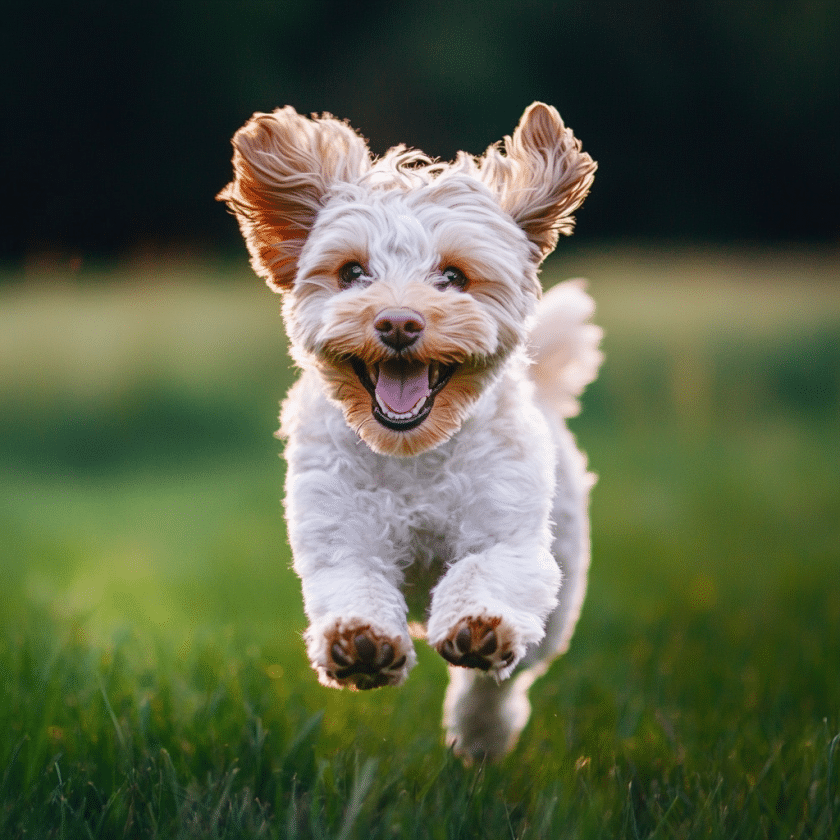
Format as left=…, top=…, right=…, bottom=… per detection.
left=528, top=279, right=603, bottom=418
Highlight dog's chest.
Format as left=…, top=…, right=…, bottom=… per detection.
left=359, top=455, right=460, bottom=617
left=366, top=449, right=463, bottom=551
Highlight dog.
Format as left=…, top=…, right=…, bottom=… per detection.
left=218, top=102, right=601, bottom=760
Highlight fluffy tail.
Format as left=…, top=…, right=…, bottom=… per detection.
left=528, top=279, right=603, bottom=418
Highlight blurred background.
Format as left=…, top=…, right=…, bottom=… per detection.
left=1, top=0, right=838, bottom=693
left=3, top=0, right=838, bottom=263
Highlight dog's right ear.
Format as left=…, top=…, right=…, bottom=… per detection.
left=217, top=107, right=371, bottom=291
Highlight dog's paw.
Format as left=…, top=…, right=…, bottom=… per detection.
left=434, top=616, right=520, bottom=679
left=317, top=622, right=414, bottom=691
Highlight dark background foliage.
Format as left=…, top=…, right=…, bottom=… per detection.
left=3, top=0, right=838, bottom=263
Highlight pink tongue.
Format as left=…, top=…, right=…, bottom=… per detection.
left=376, top=360, right=430, bottom=413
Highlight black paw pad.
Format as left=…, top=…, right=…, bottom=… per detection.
left=327, top=630, right=407, bottom=690
left=437, top=618, right=513, bottom=671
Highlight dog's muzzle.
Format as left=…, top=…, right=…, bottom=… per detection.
left=351, top=357, right=456, bottom=431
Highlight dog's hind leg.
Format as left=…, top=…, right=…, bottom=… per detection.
left=442, top=665, right=542, bottom=762
left=529, top=423, right=595, bottom=666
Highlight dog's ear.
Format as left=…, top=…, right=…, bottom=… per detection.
left=217, top=107, right=371, bottom=291
left=480, top=102, right=596, bottom=260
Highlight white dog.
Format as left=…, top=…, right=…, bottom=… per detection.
left=219, top=102, right=601, bottom=760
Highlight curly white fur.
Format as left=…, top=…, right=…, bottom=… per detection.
left=219, top=102, right=601, bottom=760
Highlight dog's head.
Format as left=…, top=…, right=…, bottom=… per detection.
left=219, top=103, right=595, bottom=456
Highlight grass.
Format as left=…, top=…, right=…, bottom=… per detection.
left=1, top=246, right=838, bottom=838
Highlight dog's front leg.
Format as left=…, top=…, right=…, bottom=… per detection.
left=297, top=563, right=416, bottom=691
left=426, top=538, right=560, bottom=682
left=286, top=469, right=416, bottom=691
left=423, top=398, right=563, bottom=682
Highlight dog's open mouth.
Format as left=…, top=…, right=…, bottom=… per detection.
left=351, top=358, right=457, bottom=431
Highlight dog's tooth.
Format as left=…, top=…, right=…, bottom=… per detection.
left=375, top=393, right=430, bottom=423
left=429, top=361, right=439, bottom=385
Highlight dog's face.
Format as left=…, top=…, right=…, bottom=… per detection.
left=219, top=103, right=595, bottom=456
left=283, top=176, right=537, bottom=456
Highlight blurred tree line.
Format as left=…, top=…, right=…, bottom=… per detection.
left=3, top=0, right=838, bottom=263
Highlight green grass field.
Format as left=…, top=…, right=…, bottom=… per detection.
left=1, top=246, right=838, bottom=838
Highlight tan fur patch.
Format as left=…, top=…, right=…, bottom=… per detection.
left=317, top=359, right=490, bottom=456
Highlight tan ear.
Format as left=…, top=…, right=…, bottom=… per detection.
left=480, top=102, right=596, bottom=259
left=217, top=107, right=371, bottom=291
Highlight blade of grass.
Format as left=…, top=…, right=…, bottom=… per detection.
left=97, top=675, right=126, bottom=752
left=336, top=757, right=377, bottom=840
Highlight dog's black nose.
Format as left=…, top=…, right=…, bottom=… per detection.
left=374, top=308, right=425, bottom=351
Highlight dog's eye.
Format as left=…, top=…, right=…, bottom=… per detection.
left=437, top=266, right=469, bottom=291
left=338, top=261, right=368, bottom=289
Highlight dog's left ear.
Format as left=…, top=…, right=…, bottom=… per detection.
left=218, top=107, right=371, bottom=291
left=480, top=103, right=596, bottom=260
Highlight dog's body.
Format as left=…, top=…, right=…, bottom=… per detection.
left=220, top=103, right=601, bottom=759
